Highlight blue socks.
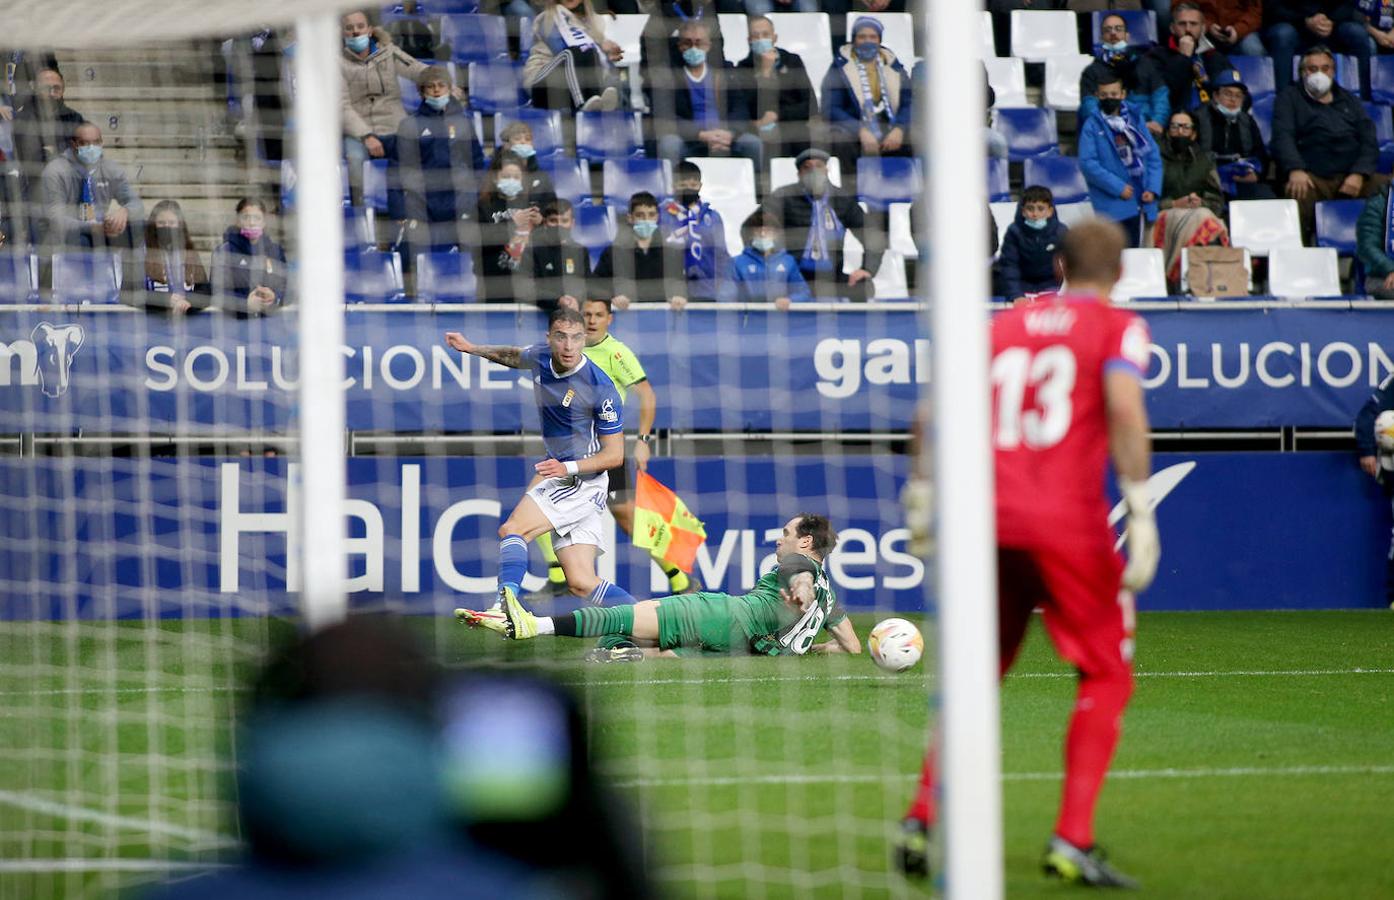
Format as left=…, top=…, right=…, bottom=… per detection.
left=586, top=579, right=637, bottom=607
left=498, top=535, right=528, bottom=597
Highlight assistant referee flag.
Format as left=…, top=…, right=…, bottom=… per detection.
left=633, top=472, right=707, bottom=574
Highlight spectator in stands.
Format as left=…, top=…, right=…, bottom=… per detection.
left=731, top=16, right=818, bottom=162
left=211, top=198, right=288, bottom=314
left=1195, top=67, right=1275, bottom=200
left=763, top=147, right=883, bottom=301
left=1272, top=45, right=1384, bottom=234
left=1078, top=76, right=1163, bottom=247
left=720, top=209, right=812, bottom=307
left=1184, top=1, right=1267, bottom=56
left=477, top=151, right=549, bottom=303
left=226, top=27, right=290, bottom=165
left=1364, top=0, right=1394, bottom=58
left=1266, top=0, right=1374, bottom=97
left=659, top=160, right=729, bottom=303
left=41, top=122, right=143, bottom=258
left=1081, top=14, right=1170, bottom=137
left=1356, top=182, right=1394, bottom=297
left=821, top=16, right=913, bottom=174
left=593, top=191, right=687, bottom=309
left=497, top=123, right=556, bottom=197
left=1159, top=109, right=1227, bottom=216
left=523, top=0, right=624, bottom=113
left=384, top=1, right=437, bottom=60
left=341, top=10, right=431, bottom=204
left=648, top=20, right=760, bottom=165
left=744, top=0, right=820, bottom=14
left=139, top=200, right=209, bottom=314
left=0, top=49, right=59, bottom=122
left=993, top=185, right=1067, bottom=304
left=529, top=198, right=591, bottom=310
left=638, top=0, right=730, bottom=77
left=1146, top=3, right=1234, bottom=117
left=10, top=67, right=81, bottom=248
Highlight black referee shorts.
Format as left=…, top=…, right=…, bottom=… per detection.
left=606, top=459, right=630, bottom=501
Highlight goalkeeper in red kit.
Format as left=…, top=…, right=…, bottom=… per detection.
left=896, top=220, right=1161, bottom=888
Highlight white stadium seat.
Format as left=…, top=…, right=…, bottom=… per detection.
left=1228, top=199, right=1303, bottom=257
left=1044, top=55, right=1092, bottom=111
left=990, top=201, right=1017, bottom=254
left=718, top=13, right=749, bottom=65
left=768, top=14, right=835, bottom=105
left=1112, top=248, right=1167, bottom=302
left=845, top=12, right=916, bottom=67
left=1054, top=200, right=1095, bottom=228
left=607, top=14, right=650, bottom=110
left=982, top=10, right=997, bottom=61
left=686, top=156, right=758, bottom=255
left=769, top=155, right=843, bottom=193
left=985, top=56, right=1029, bottom=108
left=1268, top=247, right=1342, bottom=298
left=1011, top=10, right=1080, bottom=62
left=888, top=202, right=917, bottom=258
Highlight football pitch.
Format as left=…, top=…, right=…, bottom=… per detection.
left=0, top=610, right=1390, bottom=899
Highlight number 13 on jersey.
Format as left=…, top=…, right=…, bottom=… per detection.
left=992, top=345, right=1077, bottom=450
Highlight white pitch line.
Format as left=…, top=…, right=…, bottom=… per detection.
left=609, top=763, right=1394, bottom=790
left=0, top=859, right=230, bottom=873
left=0, top=790, right=237, bottom=848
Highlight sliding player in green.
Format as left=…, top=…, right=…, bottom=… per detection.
left=460, top=514, right=861, bottom=661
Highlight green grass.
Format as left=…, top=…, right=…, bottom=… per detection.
left=0, top=611, right=1391, bottom=898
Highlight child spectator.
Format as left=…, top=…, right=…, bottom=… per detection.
left=529, top=198, right=590, bottom=310
left=477, top=152, right=551, bottom=303
left=721, top=209, right=811, bottom=309
left=593, top=191, right=687, bottom=309
left=140, top=199, right=209, bottom=314
left=1078, top=75, right=1163, bottom=247
left=497, top=122, right=557, bottom=196
left=659, top=160, right=728, bottom=304
left=211, top=197, right=288, bottom=314
left=993, top=185, right=1067, bottom=304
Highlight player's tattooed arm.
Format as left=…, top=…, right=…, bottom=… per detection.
left=443, top=332, right=527, bottom=369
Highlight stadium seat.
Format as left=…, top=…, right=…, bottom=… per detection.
left=1180, top=246, right=1253, bottom=296
left=363, top=159, right=389, bottom=213
left=1315, top=199, right=1364, bottom=257
left=280, top=160, right=351, bottom=212
left=603, top=159, right=672, bottom=208
left=1023, top=156, right=1087, bottom=205
left=400, top=74, right=423, bottom=114
left=1043, top=55, right=1092, bottom=111
left=344, top=251, right=405, bottom=303
left=684, top=157, right=758, bottom=254
left=345, top=206, right=377, bottom=252
left=1112, top=248, right=1167, bottom=302
left=770, top=155, right=842, bottom=193
left=844, top=13, right=916, bottom=66
left=538, top=157, right=593, bottom=206
left=992, top=107, right=1060, bottom=161
left=857, top=157, right=922, bottom=212
left=1250, top=94, right=1274, bottom=145
left=888, top=202, right=917, bottom=258
left=1268, top=247, right=1342, bottom=298
left=1010, top=10, right=1080, bottom=62
left=571, top=203, right=618, bottom=268
left=987, top=157, right=1010, bottom=203
left=1374, top=56, right=1394, bottom=105
left=1229, top=55, right=1275, bottom=103
left=575, top=111, right=645, bottom=163
left=51, top=252, right=122, bottom=304
left=494, top=109, right=564, bottom=162
left=0, top=252, right=38, bottom=304
left=985, top=56, right=1029, bottom=109
left=718, top=13, right=750, bottom=64
left=439, top=14, right=510, bottom=66
left=989, top=201, right=1017, bottom=249
left=1053, top=199, right=1095, bottom=229
left=871, top=252, right=909, bottom=299
left=467, top=61, right=525, bottom=114
left=414, top=250, right=478, bottom=303
left=1364, top=103, right=1394, bottom=171
left=1229, top=199, right=1302, bottom=257
left=1288, top=54, right=1360, bottom=92
left=608, top=14, right=648, bottom=65
left=432, top=0, right=482, bottom=12
left=981, top=10, right=997, bottom=60
left=762, top=14, right=836, bottom=105
left=519, top=16, right=533, bottom=61
left=1089, top=9, right=1157, bottom=46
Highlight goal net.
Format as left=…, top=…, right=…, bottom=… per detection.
left=0, top=0, right=989, bottom=896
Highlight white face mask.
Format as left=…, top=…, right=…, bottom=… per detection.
left=1304, top=71, right=1333, bottom=96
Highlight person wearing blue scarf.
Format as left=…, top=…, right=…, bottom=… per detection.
left=820, top=16, right=913, bottom=174
left=1078, top=76, right=1164, bottom=247
left=658, top=161, right=729, bottom=302
left=1079, top=14, right=1169, bottom=136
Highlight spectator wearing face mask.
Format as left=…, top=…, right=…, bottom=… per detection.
left=140, top=200, right=209, bottom=314
left=496, top=122, right=556, bottom=196
left=477, top=151, right=554, bottom=303
left=212, top=197, right=289, bottom=315
left=1194, top=67, right=1274, bottom=200
left=730, top=15, right=818, bottom=162
left=821, top=16, right=913, bottom=174
left=593, top=191, right=688, bottom=309
left=647, top=20, right=761, bottom=165
left=41, top=121, right=143, bottom=260
left=762, top=147, right=884, bottom=302
left=1152, top=109, right=1231, bottom=287
left=528, top=198, right=591, bottom=311
left=1080, top=13, right=1170, bottom=138
left=1078, top=76, right=1163, bottom=247
left=658, top=161, right=730, bottom=304
left=993, top=185, right=1067, bottom=305
left=719, top=209, right=811, bottom=308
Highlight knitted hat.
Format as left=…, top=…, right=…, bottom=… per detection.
left=795, top=147, right=831, bottom=168
left=850, top=16, right=884, bottom=40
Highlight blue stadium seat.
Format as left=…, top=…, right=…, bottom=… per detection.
left=1250, top=94, right=1274, bottom=146
left=602, top=159, right=672, bottom=208
left=439, top=14, right=510, bottom=66
left=494, top=109, right=564, bottom=161
left=51, top=252, right=121, bottom=304
left=1315, top=199, right=1364, bottom=257
left=1022, top=156, right=1088, bottom=205
left=538, top=156, right=593, bottom=205
left=0, top=252, right=38, bottom=304
left=379, top=4, right=435, bottom=26
left=987, top=157, right=1010, bottom=203
left=1375, top=56, right=1394, bottom=105
left=856, top=157, right=923, bottom=212
left=468, top=61, right=526, bottom=114
left=344, top=251, right=406, bottom=302
left=519, top=15, right=533, bottom=62
left=571, top=204, right=617, bottom=268
left=415, top=250, right=478, bottom=302
left=575, top=111, right=645, bottom=163
left=1089, top=9, right=1157, bottom=46
left=992, top=107, right=1060, bottom=161
left=363, top=159, right=389, bottom=213
left=434, top=0, right=482, bottom=12
left=345, top=206, right=377, bottom=252
left=1364, top=102, right=1394, bottom=171
left=1228, top=55, right=1275, bottom=103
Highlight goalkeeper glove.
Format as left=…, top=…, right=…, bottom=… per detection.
left=901, top=477, right=934, bottom=558
left=1118, top=477, right=1160, bottom=593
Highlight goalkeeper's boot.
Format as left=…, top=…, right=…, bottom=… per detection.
left=584, top=637, right=644, bottom=663
left=1042, top=836, right=1139, bottom=889
left=500, top=586, right=539, bottom=640
left=893, top=817, right=930, bottom=879
left=454, top=607, right=508, bottom=637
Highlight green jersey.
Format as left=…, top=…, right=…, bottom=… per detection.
left=583, top=333, right=647, bottom=403
left=739, top=555, right=845, bottom=656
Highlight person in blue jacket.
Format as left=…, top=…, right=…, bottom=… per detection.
left=819, top=16, right=913, bottom=175
left=1354, top=373, right=1394, bottom=607
left=993, top=185, right=1067, bottom=303
left=1078, top=74, right=1164, bottom=247
left=720, top=209, right=812, bottom=308
left=1078, top=13, right=1169, bottom=138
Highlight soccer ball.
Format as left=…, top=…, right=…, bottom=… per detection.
left=1376, top=411, right=1394, bottom=453
left=868, top=618, right=924, bottom=672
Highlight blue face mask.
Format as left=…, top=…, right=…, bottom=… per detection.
left=345, top=34, right=371, bottom=53
left=752, top=236, right=776, bottom=253
left=854, top=42, right=880, bottom=62
left=1024, top=216, right=1049, bottom=230
left=632, top=220, right=659, bottom=239
left=423, top=94, right=449, bottom=110
left=750, top=38, right=774, bottom=55
left=497, top=178, right=523, bottom=198
left=511, top=142, right=536, bottom=159
left=76, top=144, right=102, bottom=166
left=683, top=47, right=707, bottom=67
left=1102, top=40, right=1129, bottom=53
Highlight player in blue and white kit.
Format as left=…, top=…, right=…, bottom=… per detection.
left=443, top=307, right=641, bottom=612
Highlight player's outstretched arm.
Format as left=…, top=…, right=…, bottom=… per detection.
left=812, top=618, right=861, bottom=655
left=443, top=332, right=528, bottom=369
left=1105, top=369, right=1160, bottom=592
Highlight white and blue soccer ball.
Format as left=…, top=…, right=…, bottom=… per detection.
left=868, top=618, right=924, bottom=672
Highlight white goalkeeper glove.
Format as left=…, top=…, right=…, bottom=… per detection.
left=901, top=476, right=934, bottom=558
left=1118, top=477, right=1160, bottom=593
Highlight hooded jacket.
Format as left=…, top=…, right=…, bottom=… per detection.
left=719, top=245, right=812, bottom=303
left=40, top=148, right=144, bottom=247
left=340, top=27, right=427, bottom=140
left=994, top=209, right=1067, bottom=300
left=1078, top=100, right=1164, bottom=222
left=821, top=44, right=912, bottom=140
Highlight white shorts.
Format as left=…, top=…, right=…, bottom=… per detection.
left=526, top=470, right=610, bottom=551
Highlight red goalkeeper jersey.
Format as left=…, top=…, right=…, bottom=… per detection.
left=991, top=293, right=1151, bottom=550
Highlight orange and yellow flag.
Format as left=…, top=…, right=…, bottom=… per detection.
left=632, top=471, right=707, bottom=574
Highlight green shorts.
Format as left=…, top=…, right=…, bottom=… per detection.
left=654, top=592, right=752, bottom=656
